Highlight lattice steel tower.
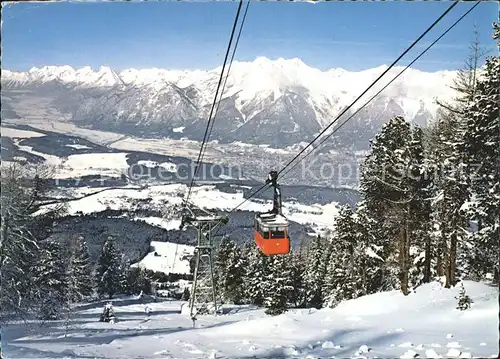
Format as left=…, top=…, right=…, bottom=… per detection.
left=180, top=206, right=227, bottom=317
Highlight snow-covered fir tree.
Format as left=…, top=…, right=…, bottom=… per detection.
left=35, top=239, right=68, bottom=320
left=263, top=254, right=294, bottom=315
left=119, top=258, right=131, bottom=294
left=324, top=205, right=358, bottom=308
left=225, top=242, right=246, bottom=304
left=352, top=206, right=385, bottom=296
left=243, top=242, right=270, bottom=306
left=215, top=237, right=245, bottom=304
left=426, top=29, right=492, bottom=287
left=214, top=236, right=233, bottom=301
left=406, top=126, right=434, bottom=288
left=65, top=236, right=94, bottom=302
left=461, top=54, right=500, bottom=282
left=455, top=282, right=474, bottom=310
left=426, top=110, right=470, bottom=287
left=0, top=163, right=66, bottom=319
left=303, top=235, right=328, bottom=308
left=126, top=267, right=152, bottom=295
left=288, top=241, right=307, bottom=308
left=360, top=116, right=410, bottom=294
left=96, top=237, right=124, bottom=299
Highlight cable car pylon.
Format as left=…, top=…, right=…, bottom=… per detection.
left=180, top=204, right=228, bottom=317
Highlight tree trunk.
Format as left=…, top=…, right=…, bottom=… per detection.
left=437, top=226, right=447, bottom=278
left=361, top=261, right=367, bottom=296
left=449, top=231, right=457, bottom=286
left=400, top=217, right=410, bottom=296
left=444, top=230, right=457, bottom=288
left=436, top=248, right=443, bottom=277
left=423, top=231, right=432, bottom=283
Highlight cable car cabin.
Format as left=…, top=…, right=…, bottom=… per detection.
left=254, top=212, right=290, bottom=256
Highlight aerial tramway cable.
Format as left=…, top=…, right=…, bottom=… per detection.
left=199, top=0, right=251, bottom=174
left=274, top=0, right=459, bottom=181
left=170, top=0, right=249, bottom=270
left=277, top=0, right=483, bottom=184
left=223, top=0, right=469, bottom=215
left=183, top=0, right=245, bottom=208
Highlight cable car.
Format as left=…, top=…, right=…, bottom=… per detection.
left=254, top=171, right=290, bottom=256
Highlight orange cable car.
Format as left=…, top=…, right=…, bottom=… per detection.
left=254, top=171, right=291, bottom=256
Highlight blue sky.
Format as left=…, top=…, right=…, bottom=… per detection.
left=2, top=1, right=498, bottom=72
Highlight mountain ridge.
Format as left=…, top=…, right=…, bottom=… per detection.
left=1, top=57, right=458, bottom=149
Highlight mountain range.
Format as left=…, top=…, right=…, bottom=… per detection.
left=1, top=57, right=458, bottom=149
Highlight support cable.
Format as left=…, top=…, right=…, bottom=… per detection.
left=224, top=0, right=468, bottom=214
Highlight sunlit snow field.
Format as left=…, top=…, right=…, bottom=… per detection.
left=3, top=280, right=498, bottom=359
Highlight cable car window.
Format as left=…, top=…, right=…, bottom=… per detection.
left=270, top=229, right=285, bottom=238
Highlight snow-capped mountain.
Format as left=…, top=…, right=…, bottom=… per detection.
left=1, top=57, right=458, bottom=149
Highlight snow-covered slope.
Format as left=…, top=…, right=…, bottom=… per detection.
left=131, top=241, right=194, bottom=276
left=2, top=57, right=458, bottom=148
left=40, top=183, right=340, bottom=234
left=4, top=280, right=498, bottom=358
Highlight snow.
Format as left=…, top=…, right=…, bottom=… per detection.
left=3, top=57, right=458, bottom=127
left=400, top=349, right=418, bottom=358
left=426, top=348, right=443, bottom=358
left=17, top=144, right=62, bottom=166
left=137, top=159, right=158, bottom=168
left=38, top=184, right=185, bottom=215
left=131, top=241, right=194, bottom=275
left=134, top=216, right=182, bottom=231
left=0, top=126, right=46, bottom=138
left=257, top=213, right=289, bottom=226
left=173, top=126, right=185, bottom=133
left=39, top=183, right=340, bottom=233
left=136, top=160, right=177, bottom=172
left=3, top=145, right=130, bottom=180
left=219, top=174, right=237, bottom=180
left=53, top=152, right=130, bottom=179
left=3, top=280, right=497, bottom=359
left=65, top=144, right=91, bottom=150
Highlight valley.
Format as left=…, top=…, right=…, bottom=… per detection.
left=1, top=122, right=358, bottom=272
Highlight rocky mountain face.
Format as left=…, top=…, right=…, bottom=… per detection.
left=1, top=57, right=457, bottom=149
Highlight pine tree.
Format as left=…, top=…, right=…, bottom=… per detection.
left=263, top=255, right=294, bottom=316
left=407, top=126, right=434, bottom=288
left=324, top=206, right=358, bottom=307
left=427, top=28, right=490, bottom=287
left=225, top=244, right=246, bottom=304
left=455, top=282, right=473, bottom=310
left=1, top=163, right=67, bottom=319
left=352, top=208, right=385, bottom=296
left=96, top=237, right=124, bottom=299
left=215, top=237, right=246, bottom=304
left=436, top=25, right=487, bottom=115
left=126, top=267, right=152, bottom=295
left=462, top=54, right=500, bottom=282
left=243, top=243, right=270, bottom=306
left=288, top=244, right=307, bottom=308
left=214, top=236, right=233, bottom=303
left=66, top=236, right=93, bottom=302
left=119, top=258, right=131, bottom=294
left=493, top=22, right=500, bottom=46
left=360, top=116, right=416, bottom=294
left=36, top=239, right=68, bottom=320
left=427, top=121, right=469, bottom=288
left=303, top=235, right=328, bottom=308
